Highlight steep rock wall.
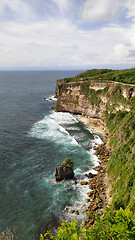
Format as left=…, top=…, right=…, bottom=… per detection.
left=54, top=80, right=135, bottom=121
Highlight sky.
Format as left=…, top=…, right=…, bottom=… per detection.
left=0, top=0, right=135, bottom=70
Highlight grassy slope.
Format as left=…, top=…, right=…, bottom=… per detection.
left=58, top=68, right=135, bottom=84
left=78, top=68, right=135, bottom=84
left=107, top=103, right=135, bottom=211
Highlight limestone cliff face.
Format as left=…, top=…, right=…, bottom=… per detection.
left=54, top=80, right=135, bottom=121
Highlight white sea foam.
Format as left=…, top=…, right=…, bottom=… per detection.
left=51, top=112, right=78, bottom=125
left=66, top=126, right=80, bottom=131
left=63, top=179, right=90, bottom=223
left=59, top=126, right=69, bottom=135
left=45, top=95, right=57, bottom=101
left=28, top=111, right=79, bottom=146
left=71, top=138, right=79, bottom=145
left=89, top=133, right=103, bottom=167
left=93, top=134, right=103, bottom=146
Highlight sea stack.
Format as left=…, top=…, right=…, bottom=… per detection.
left=55, top=158, right=74, bottom=181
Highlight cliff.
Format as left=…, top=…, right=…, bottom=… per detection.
left=54, top=79, right=134, bottom=120
left=54, top=71, right=135, bottom=212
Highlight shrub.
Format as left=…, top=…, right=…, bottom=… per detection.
left=40, top=208, right=135, bottom=240
left=61, top=158, right=74, bottom=168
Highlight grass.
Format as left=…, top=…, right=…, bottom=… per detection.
left=57, top=68, right=135, bottom=84
left=107, top=108, right=135, bottom=211
left=80, top=82, right=101, bottom=106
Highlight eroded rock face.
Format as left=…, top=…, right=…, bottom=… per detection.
left=55, top=165, right=74, bottom=181
left=54, top=81, right=135, bottom=119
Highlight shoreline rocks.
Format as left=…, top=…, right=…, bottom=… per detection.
left=84, top=143, right=111, bottom=229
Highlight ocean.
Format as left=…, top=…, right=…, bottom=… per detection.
left=0, top=71, right=102, bottom=239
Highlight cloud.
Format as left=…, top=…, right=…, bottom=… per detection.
left=81, top=0, right=120, bottom=23
left=0, top=0, right=35, bottom=22
left=0, top=0, right=67, bottom=23
left=122, top=0, right=135, bottom=19
left=1, top=17, right=135, bottom=69
left=128, top=49, right=135, bottom=57
left=51, top=0, right=69, bottom=13
left=0, top=0, right=135, bottom=69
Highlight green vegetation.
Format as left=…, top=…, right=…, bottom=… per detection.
left=57, top=68, right=135, bottom=84
left=61, top=158, right=74, bottom=168
left=55, top=100, right=62, bottom=110
left=110, top=85, right=126, bottom=104
left=80, top=82, right=101, bottom=106
left=106, top=107, right=135, bottom=211
left=40, top=208, right=135, bottom=239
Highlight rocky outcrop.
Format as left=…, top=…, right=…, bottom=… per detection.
left=55, top=164, right=74, bottom=181
left=54, top=80, right=135, bottom=120
left=54, top=82, right=103, bottom=118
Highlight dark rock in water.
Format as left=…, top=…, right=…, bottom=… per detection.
left=70, top=210, right=79, bottom=215
left=75, top=210, right=79, bottom=215
left=80, top=181, right=88, bottom=185
left=55, top=165, right=74, bottom=181
left=70, top=210, right=75, bottom=214
left=86, top=172, right=97, bottom=179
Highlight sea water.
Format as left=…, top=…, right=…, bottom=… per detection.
left=0, top=71, right=102, bottom=239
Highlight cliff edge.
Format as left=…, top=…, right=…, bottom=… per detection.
left=54, top=69, right=135, bottom=214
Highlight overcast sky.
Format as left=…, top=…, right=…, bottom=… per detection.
left=0, top=0, right=135, bottom=70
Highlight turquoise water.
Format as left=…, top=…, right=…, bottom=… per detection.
left=0, top=71, right=102, bottom=239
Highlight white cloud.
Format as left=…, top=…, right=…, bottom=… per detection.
left=0, top=0, right=33, bottom=21
left=122, top=0, right=135, bottom=19
left=81, top=0, right=120, bottom=23
left=0, top=0, right=135, bottom=69
left=51, top=0, right=69, bottom=13
left=1, top=17, right=135, bottom=69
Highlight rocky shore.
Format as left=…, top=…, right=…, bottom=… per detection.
left=83, top=142, right=111, bottom=229
left=60, top=115, right=112, bottom=228
left=69, top=134, right=112, bottom=228
left=78, top=115, right=109, bottom=141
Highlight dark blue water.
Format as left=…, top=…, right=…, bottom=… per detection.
left=0, top=71, right=102, bottom=239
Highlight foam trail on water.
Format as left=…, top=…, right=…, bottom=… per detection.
left=59, top=126, right=69, bottom=135
left=28, top=111, right=79, bottom=146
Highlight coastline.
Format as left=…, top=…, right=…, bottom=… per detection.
left=48, top=107, right=112, bottom=230
left=75, top=114, right=112, bottom=228
left=78, top=115, right=108, bottom=141
left=53, top=69, right=135, bottom=237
